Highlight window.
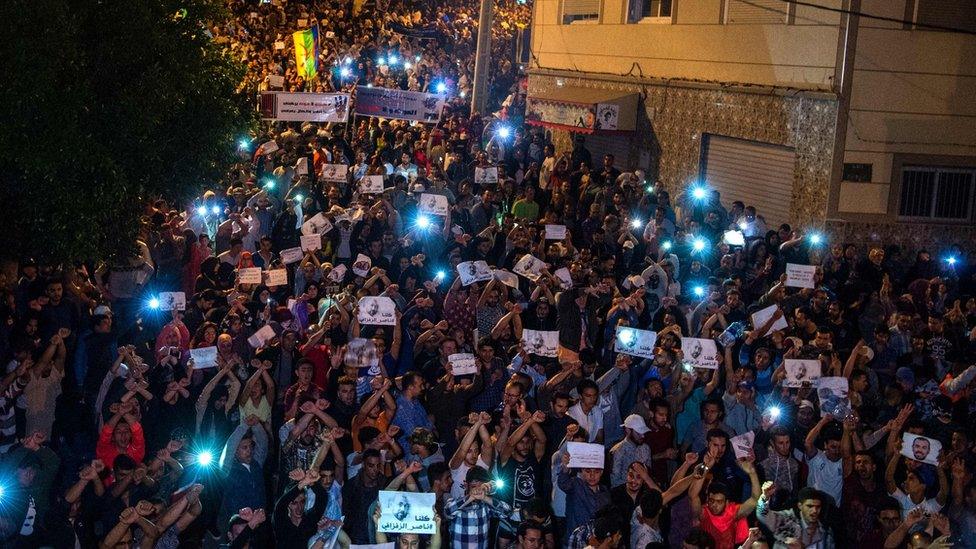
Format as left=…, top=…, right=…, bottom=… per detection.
left=912, top=0, right=976, bottom=32
left=629, top=0, right=672, bottom=22
left=725, top=0, right=789, bottom=24
left=561, top=0, right=600, bottom=24
left=899, top=166, right=975, bottom=221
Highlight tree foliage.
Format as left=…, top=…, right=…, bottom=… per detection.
left=0, top=0, right=253, bottom=263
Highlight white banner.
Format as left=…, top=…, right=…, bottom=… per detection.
left=544, top=225, right=567, bottom=240
left=280, top=247, right=304, bottom=264
left=730, top=431, right=755, bottom=460
left=456, top=261, right=493, bottom=286
left=901, top=433, right=942, bottom=466
left=159, top=292, right=186, bottom=311
left=816, top=376, right=850, bottom=418
left=300, top=233, right=322, bottom=252
left=474, top=166, right=498, bottom=185
left=302, top=213, right=333, bottom=236
left=750, top=304, right=788, bottom=337
left=785, top=263, right=817, bottom=289
left=513, top=254, right=545, bottom=282
left=783, top=359, right=822, bottom=388
left=238, top=267, right=263, bottom=285
left=189, top=346, right=217, bottom=369
left=681, top=338, right=720, bottom=369
left=355, top=86, right=446, bottom=123
left=248, top=325, right=277, bottom=348
left=493, top=269, right=520, bottom=289
left=522, top=329, right=558, bottom=357
left=259, top=91, right=350, bottom=122
left=419, top=193, right=449, bottom=216
left=615, top=327, right=657, bottom=360
left=554, top=267, right=573, bottom=289
left=567, top=442, right=605, bottom=469
left=376, top=491, right=437, bottom=534
left=295, top=157, right=309, bottom=176
left=358, top=296, right=397, bottom=326
left=352, top=254, right=372, bottom=277
left=321, top=163, right=350, bottom=183
left=448, top=353, right=478, bottom=376
left=264, top=269, right=288, bottom=287
left=359, top=175, right=385, bottom=194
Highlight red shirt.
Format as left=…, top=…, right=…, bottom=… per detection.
left=701, top=502, right=749, bottom=549
left=96, top=422, right=146, bottom=484
left=301, top=342, right=332, bottom=390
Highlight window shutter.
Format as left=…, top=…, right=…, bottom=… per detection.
left=727, top=0, right=788, bottom=24
left=916, top=0, right=976, bottom=32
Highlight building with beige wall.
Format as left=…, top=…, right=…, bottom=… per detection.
left=526, top=0, right=976, bottom=251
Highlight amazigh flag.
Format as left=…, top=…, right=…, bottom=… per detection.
left=293, top=26, right=319, bottom=79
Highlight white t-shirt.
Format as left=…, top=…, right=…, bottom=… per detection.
left=450, top=456, right=489, bottom=501
left=567, top=403, right=603, bottom=443
left=891, top=488, right=942, bottom=519
left=806, top=450, right=844, bottom=505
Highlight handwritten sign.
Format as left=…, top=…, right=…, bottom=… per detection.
left=456, top=260, right=493, bottom=286
left=544, top=225, right=567, bottom=240
left=321, top=163, right=349, bottom=183
left=681, top=338, right=720, bottom=369
left=352, top=253, right=372, bottom=277
left=280, top=247, right=304, bottom=264
left=474, top=166, right=498, bottom=185
left=159, top=292, right=186, bottom=311
left=248, top=325, right=277, bottom=348
left=522, top=329, right=558, bottom=358
left=238, top=267, right=262, bottom=285
left=785, top=263, right=817, bottom=289
left=268, top=75, right=285, bottom=89
left=189, top=346, right=217, bottom=370
left=567, top=442, right=605, bottom=469
left=358, top=296, right=396, bottom=326
left=300, top=233, right=322, bottom=252
left=901, top=433, right=942, bottom=467
left=783, top=359, right=822, bottom=388
left=750, top=304, right=788, bottom=337
left=376, top=491, right=437, bottom=534
left=264, top=269, right=288, bottom=287
left=302, top=213, right=333, bottom=236
left=419, top=193, right=449, bottom=216
left=513, top=254, right=544, bottom=282
left=448, top=353, right=477, bottom=376
left=730, top=431, right=755, bottom=460
left=359, top=175, right=385, bottom=194
left=615, top=327, right=657, bottom=360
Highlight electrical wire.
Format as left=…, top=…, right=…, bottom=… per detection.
left=773, top=0, right=976, bottom=36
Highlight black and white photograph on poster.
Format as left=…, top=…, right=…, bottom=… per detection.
left=730, top=431, right=755, bottom=460
left=783, top=359, right=822, bottom=388
left=189, top=346, right=217, bottom=370
left=474, top=166, right=498, bottom=185
left=352, top=253, right=372, bottom=277
left=456, top=260, right=493, bottom=286
left=343, top=338, right=379, bottom=374
left=513, top=253, right=545, bottom=282
left=419, top=193, right=449, bottom=216
left=595, top=102, right=619, bottom=131
left=615, top=327, right=657, bottom=360
left=328, top=264, right=347, bottom=282
left=448, top=353, right=477, bottom=376
left=376, top=490, right=437, bottom=534
left=159, top=292, right=186, bottom=311
left=901, top=433, right=942, bottom=466
left=680, top=337, right=719, bottom=369
left=359, top=175, right=385, bottom=194
left=522, top=329, right=558, bottom=357
left=300, top=233, right=322, bottom=252
left=553, top=267, right=573, bottom=289
left=320, top=163, right=349, bottom=183
left=247, top=325, right=277, bottom=348
left=493, top=269, right=520, bottom=289
left=302, top=212, right=333, bottom=236
left=357, top=296, right=397, bottom=326
left=816, top=377, right=850, bottom=418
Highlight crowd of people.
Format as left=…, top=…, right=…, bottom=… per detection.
left=2, top=1, right=976, bottom=549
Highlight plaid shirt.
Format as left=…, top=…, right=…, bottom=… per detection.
left=444, top=496, right=513, bottom=549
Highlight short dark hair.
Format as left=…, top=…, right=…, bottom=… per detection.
left=427, top=461, right=449, bottom=484
left=797, top=487, right=825, bottom=505
left=113, top=454, right=137, bottom=472
left=362, top=448, right=382, bottom=461
left=707, top=481, right=731, bottom=499
left=358, top=427, right=380, bottom=446
left=683, top=527, right=716, bottom=549
left=639, top=490, right=664, bottom=519
left=517, top=520, right=544, bottom=539
left=577, top=379, right=599, bottom=395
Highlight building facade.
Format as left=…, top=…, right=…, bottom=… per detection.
left=527, top=0, right=976, bottom=251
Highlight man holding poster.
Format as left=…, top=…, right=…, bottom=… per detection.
left=444, top=466, right=514, bottom=549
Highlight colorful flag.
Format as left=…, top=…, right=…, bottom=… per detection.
left=292, top=27, right=318, bottom=79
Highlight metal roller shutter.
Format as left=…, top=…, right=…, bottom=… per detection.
left=916, top=0, right=976, bottom=33
left=562, top=0, right=601, bottom=22
left=701, top=134, right=797, bottom=227
left=726, top=0, right=788, bottom=24
left=584, top=133, right=633, bottom=172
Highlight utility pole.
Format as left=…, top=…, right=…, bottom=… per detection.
left=470, top=0, right=493, bottom=114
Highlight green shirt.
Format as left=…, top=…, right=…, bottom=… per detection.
left=511, top=199, right=540, bottom=221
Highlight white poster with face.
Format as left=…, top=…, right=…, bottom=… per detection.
left=681, top=338, right=720, bottom=369
left=522, top=329, right=559, bottom=358
left=614, top=327, right=657, bottom=360
left=816, top=376, right=850, bottom=418
left=492, top=269, right=520, bottom=289
left=474, top=166, right=498, bottom=185
left=264, top=269, right=288, bottom=287
left=750, top=304, right=788, bottom=337
left=448, top=353, right=478, bottom=376
left=554, top=267, right=573, bottom=290
left=238, top=267, right=263, bottom=285
left=513, top=254, right=544, bottom=282
left=730, top=431, right=755, bottom=460
left=159, top=292, right=186, bottom=311
left=328, top=264, right=347, bottom=282
left=544, top=225, right=567, bottom=240
left=321, top=163, right=349, bottom=183
left=783, top=359, right=822, bottom=388
left=359, top=175, right=385, bottom=194
left=280, top=247, right=304, bottom=264
left=247, top=325, right=277, bottom=348
left=419, top=193, right=449, bottom=216
left=302, top=212, right=333, bottom=236
left=456, top=261, right=493, bottom=286
left=300, top=233, right=322, bottom=252
left=189, top=346, right=218, bottom=370
left=357, top=296, right=397, bottom=326
left=567, top=442, right=605, bottom=469
left=259, top=140, right=279, bottom=155
left=352, top=254, right=372, bottom=277
left=376, top=491, right=437, bottom=534
left=785, top=263, right=817, bottom=289
left=901, top=432, right=942, bottom=466
left=295, top=157, right=309, bottom=175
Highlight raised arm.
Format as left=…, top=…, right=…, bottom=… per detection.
left=804, top=415, right=831, bottom=459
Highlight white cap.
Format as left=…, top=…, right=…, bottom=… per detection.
left=621, top=414, right=650, bottom=435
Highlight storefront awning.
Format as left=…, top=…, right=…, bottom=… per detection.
left=525, top=86, right=638, bottom=133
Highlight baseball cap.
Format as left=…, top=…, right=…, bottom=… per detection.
left=621, top=414, right=651, bottom=435
left=737, top=381, right=755, bottom=391
left=798, top=400, right=815, bottom=411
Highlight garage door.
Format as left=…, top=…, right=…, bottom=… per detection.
left=583, top=133, right=633, bottom=172
left=700, top=134, right=797, bottom=227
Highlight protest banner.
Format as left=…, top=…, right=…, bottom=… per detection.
left=544, top=225, right=567, bottom=240
left=352, top=254, right=372, bottom=277
left=238, top=267, right=262, bottom=285
left=783, top=359, right=822, bottom=387
left=300, top=233, right=322, bottom=252
left=248, top=325, right=277, bottom=348
left=189, top=346, right=217, bottom=369
left=785, top=263, right=817, bottom=289
left=567, top=442, right=605, bottom=469
left=750, top=304, right=788, bottom=337
left=553, top=267, right=573, bottom=289
left=376, top=491, right=437, bottom=534
left=901, top=433, right=941, bottom=466
left=681, top=338, right=720, bottom=369
left=354, top=86, right=446, bottom=123
left=448, top=353, right=477, bottom=376
left=816, top=377, right=850, bottom=418
left=259, top=91, right=350, bottom=122
left=357, top=296, right=397, bottom=326
left=159, top=292, right=185, bottom=311
left=513, top=254, right=544, bottom=282
left=418, top=193, right=449, bottom=216
left=615, top=327, right=657, bottom=360
left=321, top=163, right=350, bottom=182
left=264, top=269, right=288, bottom=287
left=456, top=261, right=492, bottom=286
left=493, top=269, right=519, bottom=289
left=280, top=247, right=304, bottom=264
left=474, top=166, right=498, bottom=185
left=522, top=329, right=558, bottom=357
left=302, top=213, right=333, bottom=236
left=730, top=432, right=755, bottom=460
left=359, top=175, right=385, bottom=194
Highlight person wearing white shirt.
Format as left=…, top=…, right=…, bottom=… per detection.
left=448, top=413, right=494, bottom=502
left=566, top=379, right=604, bottom=444
left=884, top=451, right=947, bottom=518
left=804, top=415, right=844, bottom=505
